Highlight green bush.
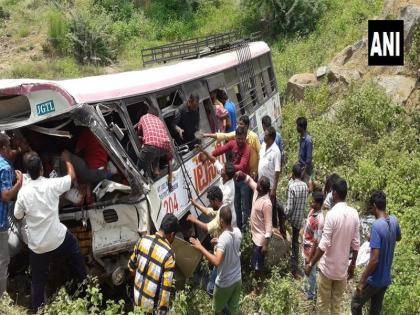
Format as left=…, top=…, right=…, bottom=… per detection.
left=45, top=9, right=69, bottom=56
left=243, top=0, right=327, bottom=38
left=0, top=6, right=10, bottom=20
left=67, top=9, right=117, bottom=65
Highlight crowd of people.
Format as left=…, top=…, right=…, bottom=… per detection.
left=0, top=91, right=402, bottom=315
left=128, top=115, right=401, bottom=315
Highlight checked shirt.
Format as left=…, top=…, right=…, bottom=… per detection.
left=128, top=233, right=175, bottom=314
left=138, top=113, right=173, bottom=160
left=285, top=178, right=309, bottom=229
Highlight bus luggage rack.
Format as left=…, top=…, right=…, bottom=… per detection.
left=141, top=31, right=261, bottom=67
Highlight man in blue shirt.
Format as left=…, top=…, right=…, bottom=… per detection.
left=296, top=117, right=312, bottom=189
left=0, top=133, right=22, bottom=295
left=351, top=191, right=401, bottom=315
left=217, top=89, right=237, bottom=133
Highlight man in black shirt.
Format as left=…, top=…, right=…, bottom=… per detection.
left=172, top=93, right=200, bottom=148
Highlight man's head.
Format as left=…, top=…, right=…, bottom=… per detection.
left=222, top=162, right=235, bottom=181
left=238, top=115, right=250, bottom=133
left=332, top=178, right=347, bottom=203
left=210, top=90, right=219, bottom=103
left=188, top=93, right=200, bottom=111
left=296, top=116, right=307, bottom=134
left=0, top=133, right=12, bottom=159
left=311, top=190, right=324, bottom=211
left=261, top=115, right=272, bottom=130
left=235, top=126, right=247, bottom=148
left=25, top=152, right=43, bottom=180
left=369, top=190, right=386, bottom=217
left=216, top=89, right=228, bottom=104
left=219, top=205, right=232, bottom=229
left=324, top=173, right=340, bottom=194
left=264, top=126, right=276, bottom=146
left=207, top=186, right=223, bottom=210
left=257, top=176, right=270, bottom=195
left=292, top=163, right=302, bottom=180
left=160, top=213, right=180, bottom=244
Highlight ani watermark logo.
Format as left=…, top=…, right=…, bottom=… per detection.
left=368, top=20, right=404, bottom=66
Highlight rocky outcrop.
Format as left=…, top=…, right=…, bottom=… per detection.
left=374, top=75, right=417, bottom=105
left=401, top=5, right=420, bottom=49
left=286, top=73, right=319, bottom=100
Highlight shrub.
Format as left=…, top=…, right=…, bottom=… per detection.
left=243, top=0, right=327, bottom=38
left=67, top=9, right=117, bottom=65
left=45, top=9, right=69, bottom=56
left=0, top=6, right=10, bottom=20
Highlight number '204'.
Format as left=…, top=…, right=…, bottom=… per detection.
left=163, top=194, right=179, bottom=214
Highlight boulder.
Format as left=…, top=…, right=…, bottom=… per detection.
left=331, top=39, right=367, bottom=66
left=328, top=67, right=362, bottom=84
left=316, top=65, right=330, bottom=79
left=374, top=75, right=417, bottom=105
left=400, top=5, right=420, bottom=48
left=286, top=73, right=319, bottom=101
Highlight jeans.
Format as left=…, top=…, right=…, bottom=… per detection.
left=317, top=271, right=347, bottom=315
left=351, top=284, right=388, bottom=315
left=290, top=227, right=300, bottom=274
left=306, top=263, right=317, bottom=300
left=30, top=230, right=87, bottom=310
left=234, top=180, right=252, bottom=230
left=138, top=145, right=167, bottom=178
left=207, top=266, right=217, bottom=295
left=0, top=230, right=9, bottom=296
left=70, top=153, right=107, bottom=185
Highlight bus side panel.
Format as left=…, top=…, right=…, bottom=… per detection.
left=150, top=142, right=225, bottom=228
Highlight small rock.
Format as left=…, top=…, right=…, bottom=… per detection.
left=332, top=45, right=353, bottom=66
left=316, top=65, right=330, bottom=79
left=328, top=67, right=362, bottom=84
left=286, top=73, right=319, bottom=101
left=374, top=75, right=417, bottom=105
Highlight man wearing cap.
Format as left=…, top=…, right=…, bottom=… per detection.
left=128, top=213, right=179, bottom=314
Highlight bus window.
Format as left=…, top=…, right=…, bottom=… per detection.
left=259, top=73, right=267, bottom=99
left=267, top=67, right=277, bottom=93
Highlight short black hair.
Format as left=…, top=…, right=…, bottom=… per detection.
left=324, top=173, right=341, bottom=193
left=224, top=162, right=235, bottom=180
left=296, top=117, right=307, bottom=130
left=332, top=178, right=347, bottom=200
left=207, top=185, right=223, bottom=202
left=235, top=126, right=246, bottom=137
left=312, top=191, right=325, bottom=205
left=216, top=89, right=228, bottom=102
left=26, top=154, right=43, bottom=180
left=292, top=163, right=302, bottom=178
left=219, top=205, right=232, bottom=225
left=369, top=190, right=386, bottom=211
left=261, top=115, right=272, bottom=128
left=266, top=126, right=277, bottom=141
left=189, top=93, right=200, bottom=102
left=258, top=176, right=271, bottom=194
left=0, top=133, right=10, bottom=150
left=239, top=115, right=250, bottom=127
left=160, top=213, right=179, bottom=234
left=23, top=151, right=38, bottom=171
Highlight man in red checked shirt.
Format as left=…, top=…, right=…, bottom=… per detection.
left=137, top=106, right=173, bottom=190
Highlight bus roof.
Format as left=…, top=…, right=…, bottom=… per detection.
left=0, top=41, right=270, bottom=105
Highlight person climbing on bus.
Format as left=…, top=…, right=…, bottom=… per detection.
left=216, top=89, right=237, bottom=133
left=70, top=127, right=117, bottom=186
left=136, top=105, right=173, bottom=190
left=172, top=93, right=200, bottom=148
left=210, top=90, right=230, bottom=132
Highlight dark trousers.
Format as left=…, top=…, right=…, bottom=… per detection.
left=30, top=230, right=87, bottom=310
left=70, top=153, right=107, bottom=185
left=234, top=180, right=252, bottom=230
left=271, top=197, right=287, bottom=237
left=351, top=284, right=388, bottom=315
left=290, top=227, right=300, bottom=274
left=138, top=145, right=167, bottom=178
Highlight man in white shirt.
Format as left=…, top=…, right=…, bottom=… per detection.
left=258, top=126, right=282, bottom=234
left=14, top=151, right=87, bottom=311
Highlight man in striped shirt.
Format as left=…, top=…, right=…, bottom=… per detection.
left=285, top=164, right=309, bottom=279
left=128, top=214, right=179, bottom=314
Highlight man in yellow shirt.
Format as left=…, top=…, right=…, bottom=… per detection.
left=204, top=115, right=260, bottom=230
